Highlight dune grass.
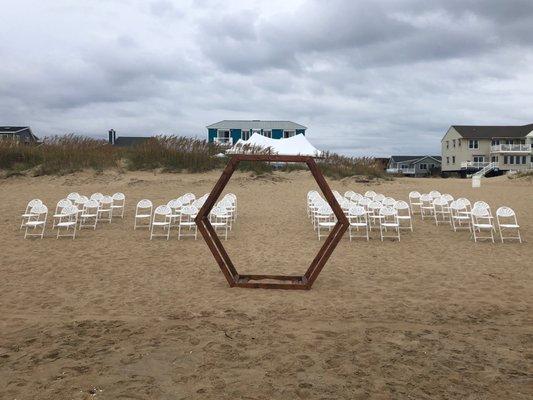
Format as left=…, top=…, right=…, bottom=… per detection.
left=0, top=135, right=387, bottom=179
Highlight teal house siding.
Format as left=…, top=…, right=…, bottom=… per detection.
left=272, top=129, right=283, bottom=139
left=296, top=129, right=306, bottom=136
left=208, top=128, right=217, bottom=142
left=230, top=129, right=241, bottom=143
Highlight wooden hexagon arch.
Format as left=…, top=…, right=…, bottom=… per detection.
left=195, top=154, right=349, bottom=290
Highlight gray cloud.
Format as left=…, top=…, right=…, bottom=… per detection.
left=1, top=0, right=532, bottom=156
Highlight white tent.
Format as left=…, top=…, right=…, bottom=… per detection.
left=226, top=133, right=322, bottom=157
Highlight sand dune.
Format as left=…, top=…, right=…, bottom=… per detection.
left=0, top=170, right=532, bottom=399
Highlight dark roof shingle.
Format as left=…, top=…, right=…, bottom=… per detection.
left=452, top=124, right=533, bottom=139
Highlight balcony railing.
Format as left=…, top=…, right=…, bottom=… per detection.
left=491, top=144, right=531, bottom=153
left=214, top=137, right=233, bottom=146
left=386, top=168, right=416, bottom=174
left=461, top=161, right=489, bottom=169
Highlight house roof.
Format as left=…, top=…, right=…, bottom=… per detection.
left=0, top=126, right=39, bottom=141
left=390, top=155, right=441, bottom=163
left=451, top=123, right=533, bottom=139
left=206, top=120, right=307, bottom=130
left=113, top=136, right=151, bottom=147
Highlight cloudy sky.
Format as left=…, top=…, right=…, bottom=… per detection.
left=1, top=0, right=533, bottom=156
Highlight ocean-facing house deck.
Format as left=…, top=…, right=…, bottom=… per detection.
left=207, top=120, right=307, bottom=146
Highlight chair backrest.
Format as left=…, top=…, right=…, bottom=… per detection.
left=472, top=206, right=490, bottom=219
left=364, top=190, right=376, bottom=199
left=382, top=197, right=396, bottom=207
left=67, top=192, right=80, bottom=201
left=348, top=205, right=366, bottom=217
left=473, top=201, right=490, bottom=210
left=137, top=199, right=152, bottom=209
left=56, top=199, right=72, bottom=210
left=90, top=193, right=104, bottom=201
left=358, top=197, right=371, bottom=208
left=317, top=204, right=333, bottom=216
left=344, top=191, right=355, bottom=199
left=457, top=198, right=471, bottom=208
left=83, top=199, right=99, bottom=211
left=409, top=191, right=421, bottom=199
left=420, top=194, right=432, bottom=203
left=26, top=199, right=43, bottom=212
left=433, top=197, right=448, bottom=207
left=182, top=193, right=195, bottom=204
left=30, top=204, right=48, bottom=215
left=379, top=206, right=397, bottom=216
left=211, top=206, right=230, bottom=218
left=180, top=205, right=199, bottom=217
left=429, top=190, right=441, bottom=199
left=442, top=194, right=454, bottom=203
left=99, top=195, right=113, bottom=207
left=61, top=205, right=78, bottom=218
left=167, top=199, right=182, bottom=210
left=154, top=205, right=171, bottom=216
left=496, top=206, right=516, bottom=219
left=75, top=195, right=89, bottom=205
left=112, top=192, right=125, bottom=201
left=393, top=200, right=409, bottom=210
left=450, top=200, right=466, bottom=211
left=349, top=193, right=363, bottom=203
left=374, top=193, right=385, bottom=202
left=368, top=201, right=382, bottom=212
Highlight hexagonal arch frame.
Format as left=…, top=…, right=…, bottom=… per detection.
left=195, top=154, right=349, bottom=290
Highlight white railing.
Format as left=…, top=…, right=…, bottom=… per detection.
left=386, top=168, right=416, bottom=174
left=491, top=144, right=531, bottom=152
left=461, top=161, right=489, bottom=169
left=214, top=137, right=233, bottom=146
left=472, top=162, right=498, bottom=178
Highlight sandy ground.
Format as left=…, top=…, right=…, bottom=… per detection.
left=0, top=169, right=532, bottom=399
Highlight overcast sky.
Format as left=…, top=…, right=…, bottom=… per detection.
left=1, top=0, right=533, bottom=156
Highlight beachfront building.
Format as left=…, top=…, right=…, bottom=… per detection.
left=441, top=123, right=533, bottom=176
left=386, top=155, right=442, bottom=177
left=206, top=120, right=307, bottom=146
left=0, top=126, right=39, bottom=144
left=108, top=129, right=152, bottom=147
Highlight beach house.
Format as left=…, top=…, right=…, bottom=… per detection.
left=206, top=120, right=307, bottom=146
left=441, top=123, right=533, bottom=176
left=0, top=126, right=39, bottom=144
left=386, top=155, right=442, bottom=176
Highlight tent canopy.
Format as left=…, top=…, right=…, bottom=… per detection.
left=226, top=133, right=322, bottom=157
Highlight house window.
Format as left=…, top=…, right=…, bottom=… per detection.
left=283, top=130, right=295, bottom=138
left=473, top=156, right=485, bottom=163
left=452, top=139, right=456, bottom=148
left=458, top=140, right=461, bottom=147
left=217, top=130, right=230, bottom=143
left=468, top=140, right=479, bottom=149
left=241, top=130, right=250, bottom=140
left=446, top=157, right=450, bottom=164
left=261, top=130, right=272, bottom=138
left=419, top=163, right=427, bottom=170
left=491, top=156, right=498, bottom=163
left=521, top=156, right=527, bottom=164
left=504, top=156, right=508, bottom=164
left=452, top=156, right=456, bottom=164
left=510, top=156, right=514, bottom=165
left=492, top=139, right=500, bottom=146
left=446, top=141, right=449, bottom=149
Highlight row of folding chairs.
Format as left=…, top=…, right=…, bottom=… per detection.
left=20, top=192, right=126, bottom=239
left=408, top=191, right=522, bottom=243
left=134, top=193, right=238, bottom=240
left=308, top=191, right=411, bottom=242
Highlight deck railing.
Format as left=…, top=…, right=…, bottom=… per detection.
left=386, top=168, right=416, bottom=174
left=491, top=144, right=531, bottom=152
left=214, top=137, right=233, bottom=146
left=461, top=161, right=489, bottom=169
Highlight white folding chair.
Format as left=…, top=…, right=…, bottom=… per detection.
left=134, top=199, right=153, bottom=229
left=496, top=206, right=522, bottom=243
left=348, top=206, right=368, bottom=241
left=367, top=201, right=383, bottom=230
left=471, top=206, right=495, bottom=243
left=433, top=197, right=451, bottom=226
left=111, top=192, right=126, bottom=218
left=55, top=205, right=78, bottom=239
left=52, top=199, right=73, bottom=228
left=364, top=190, right=377, bottom=200
left=379, top=206, right=400, bottom=242
left=90, top=192, right=104, bottom=202
left=394, top=200, right=412, bottom=231
left=67, top=192, right=80, bottom=202
left=97, top=195, right=113, bottom=223
left=150, top=205, right=172, bottom=240
left=20, top=199, right=43, bottom=229
left=450, top=200, right=471, bottom=232
left=24, top=204, right=48, bottom=239
left=420, top=194, right=434, bottom=220
left=210, top=206, right=232, bottom=240
left=429, top=190, right=441, bottom=200
left=408, top=191, right=422, bottom=215
left=178, top=205, right=198, bottom=240
left=79, top=199, right=99, bottom=229
left=316, top=204, right=336, bottom=240
left=382, top=197, right=396, bottom=207
left=167, top=199, right=183, bottom=227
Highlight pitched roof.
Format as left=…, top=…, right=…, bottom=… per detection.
left=390, top=155, right=441, bottom=163
left=451, top=123, right=533, bottom=139
left=0, top=126, right=28, bottom=133
left=113, top=136, right=151, bottom=147
left=0, top=126, right=39, bottom=141
left=206, top=120, right=307, bottom=130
